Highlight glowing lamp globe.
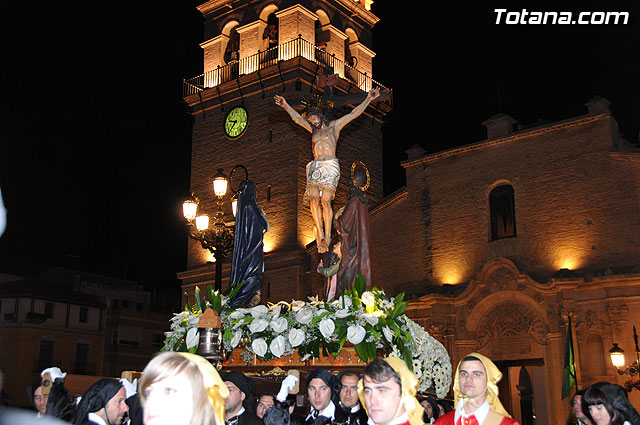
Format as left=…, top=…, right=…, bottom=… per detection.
left=183, top=197, right=199, bottom=221
left=609, top=343, right=625, bottom=368
left=232, top=195, right=238, bottom=217
left=195, top=215, right=210, bottom=231
left=212, top=169, right=229, bottom=198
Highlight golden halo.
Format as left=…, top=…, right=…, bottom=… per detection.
left=301, top=94, right=334, bottom=118
left=351, top=161, right=370, bottom=192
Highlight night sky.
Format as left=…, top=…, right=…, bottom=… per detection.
left=0, top=0, right=638, bottom=289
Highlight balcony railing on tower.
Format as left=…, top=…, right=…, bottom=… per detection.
left=183, top=36, right=390, bottom=100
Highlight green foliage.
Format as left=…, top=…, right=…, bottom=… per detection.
left=354, top=273, right=366, bottom=297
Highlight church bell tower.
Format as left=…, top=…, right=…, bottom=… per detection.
left=178, top=0, right=391, bottom=302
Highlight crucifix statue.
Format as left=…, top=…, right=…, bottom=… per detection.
left=274, top=72, right=383, bottom=253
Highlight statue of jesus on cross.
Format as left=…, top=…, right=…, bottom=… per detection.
left=274, top=86, right=380, bottom=253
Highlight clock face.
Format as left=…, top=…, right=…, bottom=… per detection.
left=224, top=106, right=248, bottom=139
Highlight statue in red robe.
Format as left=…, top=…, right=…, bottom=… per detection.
left=335, top=162, right=372, bottom=294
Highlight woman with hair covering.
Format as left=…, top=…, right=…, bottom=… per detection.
left=138, top=352, right=229, bottom=425
left=583, top=382, right=640, bottom=425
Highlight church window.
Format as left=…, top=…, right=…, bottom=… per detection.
left=490, top=184, right=517, bottom=241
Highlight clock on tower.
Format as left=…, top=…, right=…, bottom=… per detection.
left=224, top=106, right=248, bottom=139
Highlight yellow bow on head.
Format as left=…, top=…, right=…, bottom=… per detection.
left=178, top=353, right=229, bottom=425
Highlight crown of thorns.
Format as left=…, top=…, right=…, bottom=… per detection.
left=301, top=95, right=334, bottom=118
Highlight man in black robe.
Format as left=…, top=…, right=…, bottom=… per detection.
left=299, top=369, right=348, bottom=425
left=337, top=371, right=368, bottom=425
left=223, top=371, right=263, bottom=425
left=74, top=379, right=128, bottom=425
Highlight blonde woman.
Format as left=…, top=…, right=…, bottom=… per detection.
left=139, top=352, right=228, bottom=425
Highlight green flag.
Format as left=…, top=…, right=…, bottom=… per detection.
left=562, top=316, right=577, bottom=398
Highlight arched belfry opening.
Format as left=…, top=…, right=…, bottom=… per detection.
left=260, top=6, right=279, bottom=62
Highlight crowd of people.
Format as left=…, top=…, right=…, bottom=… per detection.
left=1, top=351, right=640, bottom=425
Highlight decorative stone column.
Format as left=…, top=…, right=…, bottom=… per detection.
left=276, top=5, right=317, bottom=61
left=201, top=35, right=228, bottom=87
left=236, top=21, right=262, bottom=75
left=546, top=331, right=565, bottom=425
left=316, top=24, right=348, bottom=78
left=347, top=41, right=376, bottom=91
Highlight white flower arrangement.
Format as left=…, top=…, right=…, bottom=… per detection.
left=162, top=276, right=452, bottom=397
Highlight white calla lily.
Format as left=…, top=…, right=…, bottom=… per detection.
left=249, top=318, right=269, bottom=333
left=185, top=327, right=199, bottom=349
left=251, top=305, right=269, bottom=318
left=347, top=324, right=366, bottom=345
left=270, top=304, right=282, bottom=320
left=251, top=338, right=268, bottom=357
left=383, top=325, right=395, bottom=343
left=337, top=295, right=352, bottom=309
left=269, top=335, right=286, bottom=358
left=361, top=313, right=379, bottom=326
left=295, top=308, right=313, bottom=325
left=230, top=330, right=242, bottom=348
left=288, top=328, right=305, bottom=347
left=334, top=309, right=351, bottom=319
left=229, top=310, right=246, bottom=319
left=319, top=318, right=335, bottom=339
left=270, top=317, right=288, bottom=333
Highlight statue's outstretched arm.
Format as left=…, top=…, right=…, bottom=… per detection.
left=274, top=95, right=312, bottom=133
left=333, top=87, right=380, bottom=132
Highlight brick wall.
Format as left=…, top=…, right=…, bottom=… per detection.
left=369, top=189, right=427, bottom=296
left=381, top=112, right=640, bottom=292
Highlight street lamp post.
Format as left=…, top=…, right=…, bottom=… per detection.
left=610, top=326, right=640, bottom=376
left=182, top=166, right=248, bottom=292
left=183, top=169, right=234, bottom=292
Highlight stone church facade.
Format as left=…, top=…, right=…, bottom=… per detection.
left=370, top=96, right=640, bottom=425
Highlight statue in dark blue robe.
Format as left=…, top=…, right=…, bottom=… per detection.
left=228, top=180, right=269, bottom=308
